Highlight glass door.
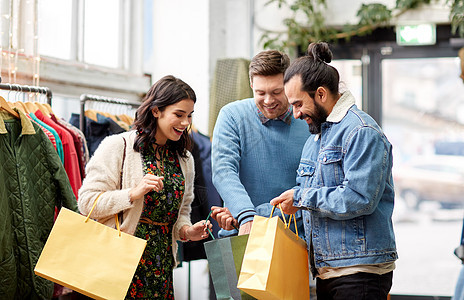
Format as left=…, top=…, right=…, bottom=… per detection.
left=331, top=59, right=363, bottom=108
left=382, top=57, right=464, bottom=296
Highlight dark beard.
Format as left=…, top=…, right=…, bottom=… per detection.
left=300, top=99, right=328, bottom=134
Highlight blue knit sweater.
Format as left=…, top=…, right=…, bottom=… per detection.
left=211, top=98, right=310, bottom=226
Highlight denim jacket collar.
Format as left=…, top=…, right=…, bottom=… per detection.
left=326, top=91, right=355, bottom=123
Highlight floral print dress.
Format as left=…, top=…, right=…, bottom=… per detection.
left=126, top=145, right=185, bottom=299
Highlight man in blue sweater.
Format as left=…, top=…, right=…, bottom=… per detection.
left=211, top=50, right=310, bottom=236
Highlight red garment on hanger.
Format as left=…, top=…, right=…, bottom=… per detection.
left=52, top=115, right=86, bottom=181
left=34, top=110, right=82, bottom=198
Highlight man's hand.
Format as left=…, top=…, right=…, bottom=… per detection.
left=210, top=206, right=239, bottom=231
left=270, top=189, right=299, bottom=215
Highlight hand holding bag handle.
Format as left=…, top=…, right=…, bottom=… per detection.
left=270, top=204, right=300, bottom=240
left=237, top=203, right=309, bottom=299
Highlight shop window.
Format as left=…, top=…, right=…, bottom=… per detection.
left=38, top=0, right=122, bottom=69
left=0, top=0, right=150, bottom=103
left=38, top=0, right=72, bottom=60
left=83, top=0, right=120, bottom=68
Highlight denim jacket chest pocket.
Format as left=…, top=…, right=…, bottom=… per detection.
left=318, top=149, right=344, bottom=187
left=296, top=160, right=316, bottom=188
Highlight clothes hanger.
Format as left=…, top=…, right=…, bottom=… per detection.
left=118, top=114, right=132, bottom=125
left=0, top=96, right=20, bottom=118
left=84, top=109, right=98, bottom=122
left=31, top=92, right=52, bottom=117
left=43, top=103, right=54, bottom=116
left=14, top=101, right=28, bottom=113
left=12, top=86, right=29, bottom=114
left=34, top=102, right=50, bottom=117
left=25, top=101, right=40, bottom=114
left=5, top=85, right=24, bottom=115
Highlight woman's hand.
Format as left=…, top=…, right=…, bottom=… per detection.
left=129, top=174, right=164, bottom=202
left=181, top=221, right=213, bottom=241
left=210, top=206, right=239, bottom=231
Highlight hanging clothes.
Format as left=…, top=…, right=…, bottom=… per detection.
left=0, top=108, right=78, bottom=299
left=180, top=130, right=223, bottom=262
left=52, top=115, right=86, bottom=181
left=29, top=112, right=64, bottom=163
left=70, top=95, right=137, bottom=160
left=191, top=130, right=222, bottom=236
left=34, top=110, right=82, bottom=198
left=69, top=112, right=127, bottom=157
left=55, top=117, right=89, bottom=179
left=96, top=113, right=126, bottom=135
left=179, top=134, right=211, bottom=262
left=25, top=113, right=57, bottom=150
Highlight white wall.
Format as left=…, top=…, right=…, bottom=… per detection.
left=151, top=0, right=210, bottom=134
left=151, top=0, right=254, bottom=135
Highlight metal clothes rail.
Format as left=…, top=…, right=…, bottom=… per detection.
left=79, top=94, right=140, bottom=133
left=0, top=83, right=52, bottom=105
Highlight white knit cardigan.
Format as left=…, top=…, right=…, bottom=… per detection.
left=78, top=130, right=194, bottom=266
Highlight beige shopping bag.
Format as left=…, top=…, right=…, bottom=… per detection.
left=237, top=208, right=309, bottom=300
left=34, top=196, right=146, bottom=300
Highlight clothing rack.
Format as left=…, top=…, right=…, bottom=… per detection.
left=0, top=83, right=52, bottom=105
left=79, top=94, right=140, bottom=133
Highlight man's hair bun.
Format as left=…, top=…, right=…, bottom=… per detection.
left=306, top=42, right=333, bottom=64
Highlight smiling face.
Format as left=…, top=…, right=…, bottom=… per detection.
left=153, top=98, right=194, bottom=145
left=251, top=73, right=289, bottom=120
left=285, top=75, right=328, bottom=134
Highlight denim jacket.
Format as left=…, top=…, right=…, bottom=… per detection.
left=293, top=91, right=398, bottom=274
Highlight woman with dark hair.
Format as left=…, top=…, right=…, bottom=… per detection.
left=78, top=75, right=211, bottom=299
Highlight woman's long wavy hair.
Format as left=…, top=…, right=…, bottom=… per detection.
left=133, top=75, right=196, bottom=157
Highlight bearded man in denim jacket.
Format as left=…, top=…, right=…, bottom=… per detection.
left=271, top=42, right=398, bottom=299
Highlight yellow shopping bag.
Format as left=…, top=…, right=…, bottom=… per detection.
left=237, top=206, right=309, bottom=300
left=34, top=195, right=147, bottom=300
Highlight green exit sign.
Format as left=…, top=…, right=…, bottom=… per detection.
left=396, top=24, right=436, bottom=46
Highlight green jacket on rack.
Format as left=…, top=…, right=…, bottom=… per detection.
left=0, top=108, right=78, bottom=300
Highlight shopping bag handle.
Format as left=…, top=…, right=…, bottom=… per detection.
left=84, top=193, right=121, bottom=237
left=270, top=204, right=288, bottom=226
left=204, top=210, right=215, bottom=240
left=270, top=204, right=299, bottom=239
